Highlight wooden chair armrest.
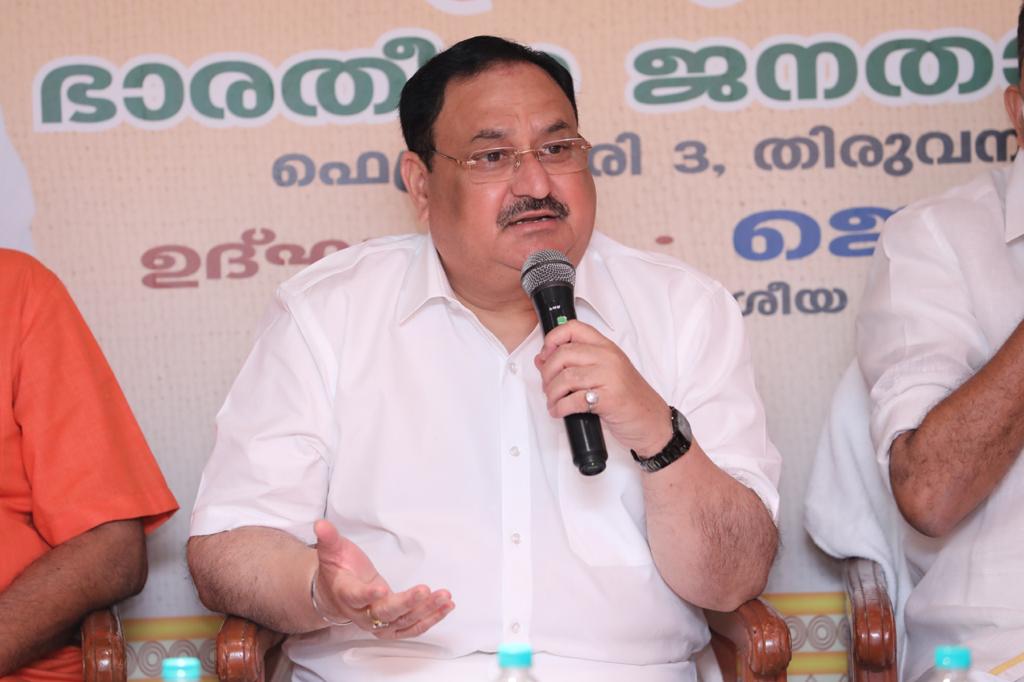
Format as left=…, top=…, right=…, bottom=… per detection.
left=81, top=609, right=126, bottom=682
left=214, top=603, right=791, bottom=682
left=706, top=598, right=792, bottom=681
left=216, top=616, right=286, bottom=682
left=844, top=557, right=897, bottom=679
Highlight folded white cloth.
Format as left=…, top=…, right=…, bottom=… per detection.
left=804, top=360, right=914, bottom=677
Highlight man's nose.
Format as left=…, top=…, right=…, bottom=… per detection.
left=510, top=150, right=552, bottom=198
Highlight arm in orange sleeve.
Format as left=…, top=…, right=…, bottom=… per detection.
left=0, top=252, right=178, bottom=674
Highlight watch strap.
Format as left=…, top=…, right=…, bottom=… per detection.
left=631, top=406, right=692, bottom=472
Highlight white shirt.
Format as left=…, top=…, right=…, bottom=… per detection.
left=191, top=231, right=781, bottom=682
left=857, top=154, right=1024, bottom=682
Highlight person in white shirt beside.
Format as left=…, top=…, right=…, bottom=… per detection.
left=0, top=105, right=36, bottom=255
left=855, top=6, right=1024, bottom=680
left=187, top=35, right=781, bottom=682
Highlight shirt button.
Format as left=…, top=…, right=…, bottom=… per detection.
left=509, top=446, right=520, bottom=458
left=511, top=532, right=521, bottom=545
left=508, top=361, right=518, bottom=374
left=510, top=622, right=521, bottom=634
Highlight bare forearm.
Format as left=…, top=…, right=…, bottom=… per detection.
left=0, top=519, right=147, bottom=676
left=891, top=320, right=1024, bottom=537
left=187, top=527, right=324, bottom=633
left=644, top=443, right=777, bottom=611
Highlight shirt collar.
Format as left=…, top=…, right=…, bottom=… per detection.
left=1005, top=152, right=1024, bottom=243
left=395, top=232, right=455, bottom=324
left=396, top=231, right=616, bottom=331
left=573, top=233, right=616, bottom=331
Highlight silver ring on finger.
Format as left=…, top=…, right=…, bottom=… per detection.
left=584, top=389, right=599, bottom=412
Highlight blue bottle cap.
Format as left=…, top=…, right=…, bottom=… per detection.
left=935, top=645, right=971, bottom=670
left=162, top=657, right=202, bottom=680
left=498, top=642, right=533, bottom=669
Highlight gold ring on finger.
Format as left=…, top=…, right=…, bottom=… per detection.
left=367, top=606, right=390, bottom=630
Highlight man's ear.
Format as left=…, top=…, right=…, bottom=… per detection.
left=400, top=151, right=431, bottom=226
left=1004, top=85, right=1024, bottom=149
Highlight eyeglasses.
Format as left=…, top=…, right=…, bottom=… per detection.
left=432, top=136, right=592, bottom=184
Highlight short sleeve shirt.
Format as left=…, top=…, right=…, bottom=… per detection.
left=0, top=249, right=178, bottom=682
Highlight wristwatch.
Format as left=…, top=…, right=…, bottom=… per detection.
left=631, top=406, right=692, bottom=472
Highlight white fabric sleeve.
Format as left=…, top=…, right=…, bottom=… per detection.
left=855, top=206, right=986, bottom=489
left=673, top=283, right=782, bottom=521
left=190, top=290, right=337, bottom=545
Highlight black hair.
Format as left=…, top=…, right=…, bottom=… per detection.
left=399, top=35, right=577, bottom=170
left=1018, top=2, right=1024, bottom=74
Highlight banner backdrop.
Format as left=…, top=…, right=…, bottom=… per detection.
left=2, top=1, right=1018, bottom=678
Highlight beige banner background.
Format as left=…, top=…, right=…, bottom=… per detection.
left=2, top=0, right=1018, bottom=678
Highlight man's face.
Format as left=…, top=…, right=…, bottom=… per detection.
left=1005, top=61, right=1024, bottom=148
left=422, top=62, right=597, bottom=293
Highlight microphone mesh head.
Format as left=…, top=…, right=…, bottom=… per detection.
left=520, top=249, right=575, bottom=296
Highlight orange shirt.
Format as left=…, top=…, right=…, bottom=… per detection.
left=0, top=249, right=178, bottom=681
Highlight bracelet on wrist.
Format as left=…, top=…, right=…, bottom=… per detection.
left=310, top=567, right=352, bottom=627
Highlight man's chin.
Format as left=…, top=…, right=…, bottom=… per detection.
left=506, top=225, right=566, bottom=252
left=504, top=226, right=592, bottom=268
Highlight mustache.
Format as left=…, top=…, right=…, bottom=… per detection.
left=497, top=196, right=570, bottom=229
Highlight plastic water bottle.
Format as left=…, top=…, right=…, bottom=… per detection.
left=929, top=645, right=970, bottom=682
left=162, top=657, right=202, bottom=682
left=494, top=643, right=539, bottom=681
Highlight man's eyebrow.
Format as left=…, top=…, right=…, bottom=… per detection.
left=467, top=119, right=574, bottom=145
left=469, top=129, right=507, bottom=144
left=545, top=120, right=571, bottom=135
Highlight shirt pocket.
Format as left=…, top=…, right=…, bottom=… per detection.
left=555, top=436, right=653, bottom=567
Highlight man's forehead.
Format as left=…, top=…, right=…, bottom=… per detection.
left=437, top=63, right=578, bottom=144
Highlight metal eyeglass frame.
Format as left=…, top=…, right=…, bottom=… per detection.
left=431, top=136, right=592, bottom=183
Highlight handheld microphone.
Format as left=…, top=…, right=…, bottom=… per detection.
left=520, top=249, right=608, bottom=476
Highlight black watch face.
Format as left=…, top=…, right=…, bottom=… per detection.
left=672, top=408, right=693, bottom=444
left=633, top=407, right=692, bottom=472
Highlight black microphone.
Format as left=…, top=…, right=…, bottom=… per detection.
left=521, top=249, right=608, bottom=476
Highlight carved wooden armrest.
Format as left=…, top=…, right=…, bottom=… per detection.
left=216, top=616, right=286, bottom=682
left=82, top=609, right=126, bottom=682
left=706, top=598, right=792, bottom=682
left=844, top=557, right=896, bottom=680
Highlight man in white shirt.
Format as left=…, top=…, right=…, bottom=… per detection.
left=0, top=105, right=36, bottom=254
left=855, top=7, right=1024, bottom=680
left=188, top=36, right=780, bottom=682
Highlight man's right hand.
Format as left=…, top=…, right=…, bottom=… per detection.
left=312, top=520, right=455, bottom=639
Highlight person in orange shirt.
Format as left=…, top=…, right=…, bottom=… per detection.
left=0, top=248, right=179, bottom=681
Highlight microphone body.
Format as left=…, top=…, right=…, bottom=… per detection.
left=521, top=251, right=608, bottom=476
